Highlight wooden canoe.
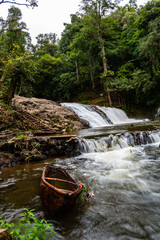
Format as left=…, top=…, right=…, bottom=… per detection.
left=40, top=165, right=82, bottom=213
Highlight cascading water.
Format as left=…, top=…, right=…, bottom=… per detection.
left=59, top=102, right=160, bottom=238
left=77, top=131, right=160, bottom=153
left=97, top=106, right=136, bottom=124
left=61, top=102, right=146, bottom=127
left=61, top=102, right=111, bottom=127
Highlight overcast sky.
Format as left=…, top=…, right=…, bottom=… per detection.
left=0, top=0, right=148, bottom=44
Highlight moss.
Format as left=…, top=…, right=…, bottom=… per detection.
left=13, top=133, right=27, bottom=140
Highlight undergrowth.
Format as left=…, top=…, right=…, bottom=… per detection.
left=0, top=209, right=56, bottom=240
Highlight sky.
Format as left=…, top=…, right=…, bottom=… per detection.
left=0, top=0, right=148, bottom=44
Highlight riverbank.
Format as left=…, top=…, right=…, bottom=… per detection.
left=0, top=95, right=88, bottom=168
left=0, top=95, right=159, bottom=169
left=0, top=131, right=79, bottom=168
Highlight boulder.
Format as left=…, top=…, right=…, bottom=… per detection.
left=12, top=95, right=88, bottom=133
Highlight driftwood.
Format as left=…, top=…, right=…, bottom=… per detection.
left=13, top=106, right=56, bottom=132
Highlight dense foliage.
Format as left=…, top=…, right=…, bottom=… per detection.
left=0, top=208, right=56, bottom=239
left=0, top=0, right=159, bottom=110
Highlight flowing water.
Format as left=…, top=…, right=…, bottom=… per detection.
left=61, top=103, right=148, bottom=127
left=1, top=103, right=160, bottom=240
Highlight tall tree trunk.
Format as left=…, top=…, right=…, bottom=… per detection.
left=97, top=12, right=112, bottom=106
left=2, top=79, right=17, bottom=105
left=90, top=69, right=95, bottom=89
left=98, top=29, right=107, bottom=73
left=0, top=75, right=5, bottom=92
left=89, top=56, right=95, bottom=89
left=18, top=75, right=22, bottom=95
left=75, top=60, right=80, bottom=84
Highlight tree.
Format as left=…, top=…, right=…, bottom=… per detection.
left=71, top=14, right=101, bottom=89
left=0, top=6, right=31, bottom=54
left=0, top=50, right=36, bottom=104
left=0, top=6, right=34, bottom=104
left=58, top=14, right=85, bottom=95
left=0, top=0, right=38, bottom=7
left=136, top=0, right=160, bottom=106
left=108, top=0, right=160, bottom=107
left=34, top=54, right=62, bottom=99
left=80, top=0, right=121, bottom=106
left=59, top=14, right=83, bottom=54
left=35, top=33, right=58, bottom=56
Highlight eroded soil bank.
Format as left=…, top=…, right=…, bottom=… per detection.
left=0, top=132, right=80, bottom=168
left=0, top=95, right=88, bottom=168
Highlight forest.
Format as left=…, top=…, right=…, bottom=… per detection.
left=0, top=0, right=160, bottom=113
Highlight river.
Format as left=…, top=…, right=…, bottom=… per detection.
left=1, top=103, right=160, bottom=240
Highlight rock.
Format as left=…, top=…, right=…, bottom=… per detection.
left=0, top=153, right=17, bottom=168
left=30, top=153, right=47, bottom=161
left=48, top=139, right=56, bottom=147
left=12, top=95, right=88, bottom=133
left=38, top=137, right=48, bottom=144
left=49, top=148, right=56, bottom=156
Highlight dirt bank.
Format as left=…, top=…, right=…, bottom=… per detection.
left=0, top=95, right=88, bottom=168
left=0, top=131, right=80, bottom=168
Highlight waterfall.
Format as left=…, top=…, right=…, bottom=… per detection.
left=61, top=102, right=145, bottom=127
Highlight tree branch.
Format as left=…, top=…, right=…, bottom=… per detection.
left=0, top=0, right=38, bottom=7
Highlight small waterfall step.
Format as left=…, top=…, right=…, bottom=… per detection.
left=76, top=130, right=160, bottom=153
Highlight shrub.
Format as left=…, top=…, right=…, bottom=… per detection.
left=0, top=209, right=56, bottom=240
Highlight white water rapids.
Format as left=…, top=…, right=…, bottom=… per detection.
left=56, top=131, right=160, bottom=239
